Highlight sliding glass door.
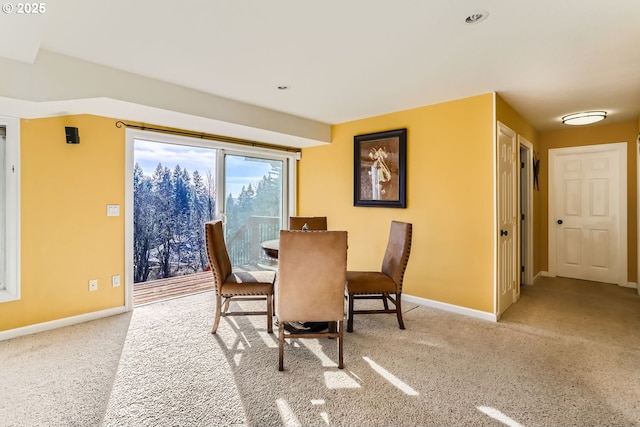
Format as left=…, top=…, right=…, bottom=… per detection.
left=127, top=129, right=295, bottom=303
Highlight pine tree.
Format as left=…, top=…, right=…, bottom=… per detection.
left=191, top=170, right=210, bottom=271
left=152, top=164, right=175, bottom=279
left=172, top=165, right=192, bottom=275
left=254, top=164, right=282, bottom=217
left=133, top=163, right=153, bottom=282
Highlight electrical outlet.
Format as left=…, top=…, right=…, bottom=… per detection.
left=106, top=205, right=120, bottom=217
left=112, top=275, right=121, bottom=287
left=89, top=279, right=98, bottom=292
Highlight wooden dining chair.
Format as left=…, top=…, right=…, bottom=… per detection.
left=204, top=220, right=276, bottom=334
left=289, top=216, right=327, bottom=231
left=345, top=221, right=412, bottom=332
left=276, top=230, right=348, bottom=371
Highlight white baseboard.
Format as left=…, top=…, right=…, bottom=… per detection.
left=0, top=306, right=127, bottom=342
left=537, top=271, right=636, bottom=289
left=402, top=294, right=497, bottom=322
left=532, top=271, right=544, bottom=283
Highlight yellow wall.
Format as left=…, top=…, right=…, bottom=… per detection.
left=538, top=121, right=638, bottom=282
left=2, top=105, right=633, bottom=333
left=495, top=95, right=538, bottom=144
left=299, top=94, right=496, bottom=313
left=0, top=115, right=125, bottom=331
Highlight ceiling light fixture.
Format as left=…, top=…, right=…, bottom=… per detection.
left=561, top=111, right=607, bottom=126
left=465, top=10, right=489, bottom=24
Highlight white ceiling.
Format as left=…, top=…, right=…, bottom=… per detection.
left=2, top=0, right=640, bottom=131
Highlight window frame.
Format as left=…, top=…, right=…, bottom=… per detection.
left=217, top=148, right=291, bottom=226
left=0, top=116, right=21, bottom=303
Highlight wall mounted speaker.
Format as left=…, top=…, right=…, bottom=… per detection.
left=65, top=126, right=80, bottom=144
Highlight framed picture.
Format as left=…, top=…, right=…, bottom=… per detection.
left=354, top=128, right=407, bottom=208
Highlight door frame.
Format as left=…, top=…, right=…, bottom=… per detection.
left=0, top=117, right=20, bottom=303
left=548, top=142, right=627, bottom=286
left=637, top=139, right=640, bottom=294
left=518, top=136, right=534, bottom=286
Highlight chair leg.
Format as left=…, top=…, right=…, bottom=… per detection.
left=337, top=320, right=344, bottom=369
left=396, top=293, right=405, bottom=330
left=328, top=321, right=337, bottom=334
left=211, top=294, right=222, bottom=334
left=383, top=293, right=390, bottom=310
left=278, top=322, right=285, bottom=371
left=347, top=293, right=355, bottom=332
left=267, top=294, right=273, bottom=334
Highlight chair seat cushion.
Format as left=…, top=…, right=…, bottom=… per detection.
left=346, top=271, right=396, bottom=294
left=221, top=270, right=275, bottom=295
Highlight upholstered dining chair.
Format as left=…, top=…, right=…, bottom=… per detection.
left=289, top=216, right=328, bottom=231
left=276, top=230, right=348, bottom=371
left=345, top=221, right=412, bottom=332
left=204, top=220, right=276, bottom=334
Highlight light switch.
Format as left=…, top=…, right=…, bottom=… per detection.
left=107, top=205, right=120, bottom=216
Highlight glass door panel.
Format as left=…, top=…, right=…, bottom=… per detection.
left=223, top=154, right=283, bottom=269
left=132, top=138, right=217, bottom=283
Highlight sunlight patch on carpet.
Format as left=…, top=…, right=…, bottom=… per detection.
left=477, top=406, right=525, bottom=427
left=323, top=371, right=361, bottom=389
left=257, top=330, right=279, bottom=348
left=300, top=339, right=338, bottom=367
left=276, top=398, right=301, bottom=427
left=363, top=356, right=419, bottom=396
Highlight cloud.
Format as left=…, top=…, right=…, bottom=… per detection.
left=133, top=139, right=276, bottom=197
left=134, top=140, right=216, bottom=176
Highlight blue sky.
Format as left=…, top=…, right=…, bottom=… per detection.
left=134, top=139, right=275, bottom=197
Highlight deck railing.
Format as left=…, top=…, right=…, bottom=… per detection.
left=226, top=216, right=280, bottom=268
left=133, top=216, right=279, bottom=303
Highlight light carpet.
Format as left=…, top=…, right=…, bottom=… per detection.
left=102, top=279, right=639, bottom=427
left=2, top=276, right=640, bottom=426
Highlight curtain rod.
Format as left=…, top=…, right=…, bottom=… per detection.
left=115, top=121, right=301, bottom=153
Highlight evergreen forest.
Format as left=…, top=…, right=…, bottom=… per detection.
left=133, top=162, right=281, bottom=283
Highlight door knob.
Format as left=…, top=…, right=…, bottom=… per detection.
left=500, top=230, right=509, bottom=236
left=557, top=219, right=563, bottom=225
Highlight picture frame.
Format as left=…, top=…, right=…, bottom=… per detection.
left=353, top=128, right=407, bottom=208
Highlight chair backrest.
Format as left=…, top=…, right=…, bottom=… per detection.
left=277, top=230, right=347, bottom=322
left=289, top=216, right=328, bottom=231
left=204, top=220, right=232, bottom=294
left=381, top=221, right=412, bottom=292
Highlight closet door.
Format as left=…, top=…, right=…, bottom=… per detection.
left=497, top=122, right=518, bottom=316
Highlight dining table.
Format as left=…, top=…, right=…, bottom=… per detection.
left=261, top=239, right=280, bottom=259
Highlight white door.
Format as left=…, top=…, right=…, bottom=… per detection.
left=549, top=143, right=626, bottom=284
left=497, top=122, right=518, bottom=316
